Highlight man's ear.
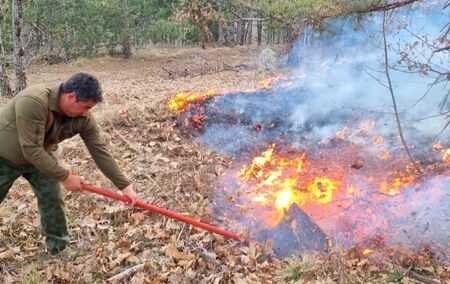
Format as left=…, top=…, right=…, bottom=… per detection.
left=67, top=92, right=77, bottom=100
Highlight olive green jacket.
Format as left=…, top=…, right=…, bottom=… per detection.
left=0, top=84, right=130, bottom=189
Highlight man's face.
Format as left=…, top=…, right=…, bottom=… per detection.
left=60, top=93, right=97, bottom=117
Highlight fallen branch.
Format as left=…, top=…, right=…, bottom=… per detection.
left=408, top=271, right=441, bottom=284
left=162, top=67, right=174, bottom=77
left=106, top=263, right=147, bottom=282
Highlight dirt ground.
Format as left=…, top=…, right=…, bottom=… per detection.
left=0, top=46, right=448, bottom=283
left=0, top=46, right=287, bottom=283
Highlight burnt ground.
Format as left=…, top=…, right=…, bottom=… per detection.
left=0, top=46, right=448, bottom=283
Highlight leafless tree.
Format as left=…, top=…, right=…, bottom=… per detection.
left=0, top=16, right=12, bottom=97
left=12, top=0, right=26, bottom=93
left=121, top=0, right=132, bottom=59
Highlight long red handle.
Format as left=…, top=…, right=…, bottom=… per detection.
left=81, top=184, right=248, bottom=244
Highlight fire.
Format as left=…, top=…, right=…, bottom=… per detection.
left=235, top=139, right=426, bottom=227
left=237, top=145, right=339, bottom=226
left=168, top=76, right=293, bottom=114
left=380, top=175, right=415, bottom=196
left=274, top=183, right=297, bottom=211
left=433, top=142, right=442, bottom=152
left=167, top=90, right=220, bottom=113
left=362, top=249, right=374, bottom=256
left=308, top=178, right=338, bottom=204
left=259, top=76, right=280, bottom=89
left=380, top=151, right=391, bottom=160
left=336, top=127, right=350, bottom=140
left=443, top=148, right=450, bottom=164
left=374, top=136, right=384, bottom=145
left=239, top=145, right=275, bottom=181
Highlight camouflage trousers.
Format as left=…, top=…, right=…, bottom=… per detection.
left=0, top=156, right=69, bottom=254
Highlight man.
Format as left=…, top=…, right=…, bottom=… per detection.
left=0, top=73, right=139, bottom=254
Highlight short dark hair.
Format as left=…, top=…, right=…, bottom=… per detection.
left=61, top=73, right=103, bottom=103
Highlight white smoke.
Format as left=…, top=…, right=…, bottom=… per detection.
left=287, top=3, right=449, bottom=145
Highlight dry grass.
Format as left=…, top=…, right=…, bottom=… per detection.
left=0, top=46, right=448, bottom=283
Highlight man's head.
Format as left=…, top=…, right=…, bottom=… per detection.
left=59, top=73, right=103, bottom=117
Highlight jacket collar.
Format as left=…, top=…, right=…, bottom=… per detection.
left=49, top=84, right=62, bottom=113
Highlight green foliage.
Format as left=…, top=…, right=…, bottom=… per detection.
left=0, top=0, right=404, bottom=58
left=1, top=0, right=194, bottom=58
left=148, top=19, right=186, bottom=44
left=387, top=269, right=404, bottom=282
left=252, top=0, right=387, bottom=20
left=0, top=0, right=12, bottom=52
left=279, top=257, right=321, bottom=282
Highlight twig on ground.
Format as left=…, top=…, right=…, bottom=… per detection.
left=408, top=271, right=441, bottom=284
left=111, top=127, right=140, bottom=152
left=106, top=263, right=147, bottom=282
left=162, top=67, right=174, bottom=78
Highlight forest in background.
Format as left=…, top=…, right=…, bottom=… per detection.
left=0, top=1, right=421, bottom=65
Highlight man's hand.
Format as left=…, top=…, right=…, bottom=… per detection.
left=62, top=173, right=83, bottom=191
left=122, top=184, right=139, bottom=205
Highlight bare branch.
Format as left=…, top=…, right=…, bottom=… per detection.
left=364, top=68, right=390, bottom=89
left=434, top=45, right=450, bottom=53
left=382, top=11, right=421, bottom=173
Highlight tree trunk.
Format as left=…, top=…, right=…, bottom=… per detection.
left=236, top=21, right=242, bottom=45
left=0, top=21, right=12, bottom=97
left=277, top=28, right=280, bottom=44
left=257, top=20, right=262, bottom=46
left=240, top=20, right=246, bottom=45
left=247, top=20, right=252, bottom=45
left=12, top=0, right=26, bottom=93
left=217, top=0, right=225, bottom=46
left=121, top=0, right=132, bottom=59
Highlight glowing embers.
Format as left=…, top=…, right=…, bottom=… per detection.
left=237, top=144, right=339, bottom=226
left=380, top=175, right=415, bottom=196
left=431, top=142, right=450, bottom=164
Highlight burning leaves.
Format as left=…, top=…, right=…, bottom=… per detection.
left=170, top=79, right=450, bottom=254
left=167, top=90, right=221, bottom=114
left=235, top=144, right=342, bottom=226
left=442, top=148, right=450, bottom=164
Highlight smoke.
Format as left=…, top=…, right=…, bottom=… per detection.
left=178, top=2, right=449, bottom=256
left=286, top=4, right=449, bottom=146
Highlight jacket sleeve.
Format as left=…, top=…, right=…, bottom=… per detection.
left=15, top=97, right=70, bottom=181
left=80, top=114, right=130, bottom=190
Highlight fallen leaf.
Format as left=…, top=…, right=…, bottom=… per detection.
left=109, top=252, right=132, bottom=268
left=131, top=212, right=146, bottom=225
left=164, top=245, right=195, bottom=261
left=0, top=250, right=14, bottom=260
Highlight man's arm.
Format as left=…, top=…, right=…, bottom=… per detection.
left=79, top=114, right=139, bottom=202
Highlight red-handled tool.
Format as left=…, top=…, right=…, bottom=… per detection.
left=81, top=183, right=248, bottom=244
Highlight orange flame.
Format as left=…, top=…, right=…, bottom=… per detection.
left=308, top=178, right=338, bottom=204
left=259, top=76, right=280, bottom=89
left=433, top=142, right=443, bottom=152
left=362, top=249, right=374, bottom=256
left=380, top=176, right=415, bottom=196
left=238, top=145, right=339, bottom=226
left=443, top=149, right=450, bottom=164
left=167, top=90, right=220, bottom=113
left=336, top=127, right=350, bottom=140
left=375, top=136, right=384, bottom=145
left=380, top=152, right=391, bottom=160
